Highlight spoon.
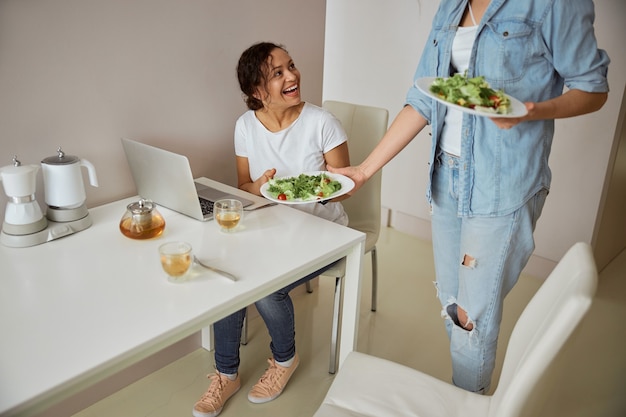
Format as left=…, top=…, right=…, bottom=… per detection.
left=194, top=256, right=238, bottom=281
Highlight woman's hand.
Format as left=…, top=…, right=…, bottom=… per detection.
left=251, top=168, right=276, bottom=194
left=259, top=168, right=276, bottom=184
left=238, top=163, right=276, bottom=196
left=490, top=90, right=607, bottom=129
left=489, top=102, right=535, bottom=129
left=327, top=164, right=368, bottom=195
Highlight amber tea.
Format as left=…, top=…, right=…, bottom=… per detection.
left=216, top=211, right=241, bottom=230
left=160, top=253, right=191, bottom=277
left=158, top=242, right=193, bottom=278
left=214, top=199, right=243, bottom=232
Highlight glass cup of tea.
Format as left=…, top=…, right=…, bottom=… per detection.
left=214, top=199, right=243, bottom=232
left=158, top=241, right=193, bottom=279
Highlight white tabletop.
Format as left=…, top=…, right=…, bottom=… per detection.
left=0, top=181, right=364, bottom=416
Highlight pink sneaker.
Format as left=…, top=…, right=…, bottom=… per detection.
left=248, top=354, right=300, bottom=404
left=193, top=372, right=241, bottom=417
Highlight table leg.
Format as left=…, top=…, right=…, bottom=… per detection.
left=201, top=326, right=213, bottom=351
left=337, top=241, right=364, bottom=367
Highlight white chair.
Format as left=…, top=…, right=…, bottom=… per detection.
left=241, top=101, right=389, bottom=375
left=313, top=242, right=598, bottom=417
left=317, top=100, right=389, bottom=373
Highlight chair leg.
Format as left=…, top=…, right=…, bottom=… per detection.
left=371, top=246, right=378, bottom=312
left=328, top=275, right=343, bottom=374
left=241, top=308, right=248, bottom=345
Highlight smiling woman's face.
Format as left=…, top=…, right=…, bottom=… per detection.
left=257, top=47, right=301, bottom=111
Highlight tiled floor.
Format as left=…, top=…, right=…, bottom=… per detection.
left=69, top=227, right=625, bottom=417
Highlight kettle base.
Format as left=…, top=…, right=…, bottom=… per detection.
left=1, top=212, right=92, bottom=248
left=46, top=204, right=89, bottom=222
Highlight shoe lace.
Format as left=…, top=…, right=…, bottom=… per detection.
left=254, top=359, right=286, bottom=394
left=198, top=373, right=227, bottom=408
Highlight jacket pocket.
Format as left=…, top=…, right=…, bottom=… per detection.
left=477, top=20, right=534, bottom=84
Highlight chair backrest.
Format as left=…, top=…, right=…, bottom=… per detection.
left=490, top=242, right=598, bottom=417
left=323, top=100, right=389, bottom=252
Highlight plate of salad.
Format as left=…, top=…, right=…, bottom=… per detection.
left=260, top=171, right=354, bottom=205
left=416, top=75, right=527, bottom=118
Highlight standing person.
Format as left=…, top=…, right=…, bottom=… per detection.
left=192, top=42, right=350, bottom=417
left=330, top=0, right=609, bottom=394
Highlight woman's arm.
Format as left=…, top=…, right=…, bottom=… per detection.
left=490, top=89, right=608, bottom=130
left=329, top=105, right=428, bottom=193
left=324, top=141, right=350, bottom=169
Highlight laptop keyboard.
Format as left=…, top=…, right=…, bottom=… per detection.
left=199, top=197, right=214, bottom=216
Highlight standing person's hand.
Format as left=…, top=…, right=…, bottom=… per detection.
left=490, top=102, right=535, bottom=129
left=491, top=89, right=608, bottom=130
left=327, top=165, right=368, bottom=195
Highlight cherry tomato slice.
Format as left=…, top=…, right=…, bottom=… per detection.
left=489, top=95, right=502, bottom=107
left=277, top=193, right=287, bottom=200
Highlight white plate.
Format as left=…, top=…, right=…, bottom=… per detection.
left=415, top=77, right=528, bottom=118
left=260, top=171, right=355, bottom=205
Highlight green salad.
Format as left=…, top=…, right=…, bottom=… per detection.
left=267, top=173, right=342, bottom=201
left=429, top=73, right=511, bottom=115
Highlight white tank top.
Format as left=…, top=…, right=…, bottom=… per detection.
left=439, top=8, right=478, bottom=156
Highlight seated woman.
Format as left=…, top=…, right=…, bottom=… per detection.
left=192, top=41, right=350, bottom=417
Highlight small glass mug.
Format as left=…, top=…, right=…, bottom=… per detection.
left=158, top=241, right=192, bottom=279
left=214, top=199, right=243, bottom=232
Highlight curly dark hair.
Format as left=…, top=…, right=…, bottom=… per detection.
left=237, top=42, right=287, bottom=111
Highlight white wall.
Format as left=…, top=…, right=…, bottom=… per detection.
left=0, top=0, right=327, bottom=210
left=323, top=0, right=626, bottom=276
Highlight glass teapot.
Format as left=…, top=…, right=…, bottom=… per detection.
left=119, top=198, right=166, bottom=239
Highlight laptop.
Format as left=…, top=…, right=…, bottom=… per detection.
left=121, top=138, right=254, bottom=221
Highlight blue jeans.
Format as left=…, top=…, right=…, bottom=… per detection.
left=213, top=261, right=338, bottom=374
left=430, top=151, right=547, bottom=393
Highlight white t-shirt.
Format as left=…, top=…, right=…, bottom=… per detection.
left=440, top=25, right=477, bottom=156
left=234, top=102, right=349, bottom=225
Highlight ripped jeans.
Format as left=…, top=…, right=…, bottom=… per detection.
left=430, top=151, right=547, bottom=393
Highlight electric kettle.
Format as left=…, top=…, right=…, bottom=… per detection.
left=41, top=147, right=99, bottom=209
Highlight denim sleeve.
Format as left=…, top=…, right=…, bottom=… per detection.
left=404, top=0, right=457, bottom=125
left=404, top=30, right=439, bottom=125
left=544, top=0, right=610, bottom=92
left=405, top=81, right=433, bottom=125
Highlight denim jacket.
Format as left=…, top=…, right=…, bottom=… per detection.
left=406, top=0, right=610, bottom=217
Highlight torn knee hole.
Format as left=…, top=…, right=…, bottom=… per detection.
left=457, top=306, right=474, bottom=331
left=462, top=254, right=476, bottom=268
left=446, top=303, right=474, bottom=331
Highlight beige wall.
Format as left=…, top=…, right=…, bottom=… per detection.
left=0, top=0, right=326, bottom=211
left=0, top=2, right=327, bottom=414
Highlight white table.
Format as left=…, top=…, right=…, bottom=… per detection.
left=0, top=179, right=365, bottom=417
